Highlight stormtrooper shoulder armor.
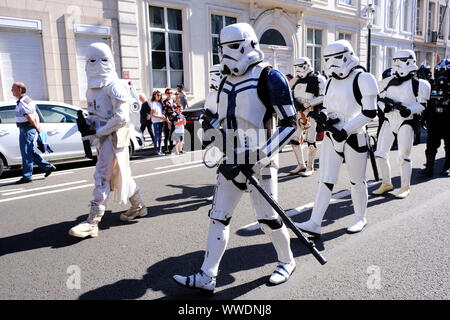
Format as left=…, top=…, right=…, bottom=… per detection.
left=357, top=72, right=378, bottom=97
left=107, top=80, right=130, bottom=102
left=418, top=78, right=431, bottom=101
left=267, top=69, right=293, bottom=106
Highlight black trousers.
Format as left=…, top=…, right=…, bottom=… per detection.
left=163, top=122, right=174, bottom=152
left=425, top=116, right=450, bottom=168
left=140, top=121, right=155, bottom=144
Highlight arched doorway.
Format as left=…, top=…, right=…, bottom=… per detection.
left=259, top=28, right=292, bottom=76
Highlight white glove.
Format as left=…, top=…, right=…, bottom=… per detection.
left=82, top=134, right=99, bottom=147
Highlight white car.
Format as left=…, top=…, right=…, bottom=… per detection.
left=0, top=101, right=144, bottom=177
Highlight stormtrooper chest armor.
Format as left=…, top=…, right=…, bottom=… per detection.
left=324, top=71, right=362, bottom=126
left=293, top=75, right=318, bottom=103
left=383, top=80, right=417, bottom=110
left=217, top=64, right=268, bottom=131
left=87, top=86, right=114, bottom=121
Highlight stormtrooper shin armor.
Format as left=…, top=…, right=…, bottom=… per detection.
left=374, top=50, right=431, bottom=196
left=297, top=40, right=378, bottom=235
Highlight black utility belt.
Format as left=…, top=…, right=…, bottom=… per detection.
left=16, top=122, right=32, bottom=128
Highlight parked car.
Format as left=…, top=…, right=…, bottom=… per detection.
left=0, top=101, right=144, bottom=177
left=182, top=99, right=205, bottom=151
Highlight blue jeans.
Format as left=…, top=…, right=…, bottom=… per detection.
left=153, top=122, right=163, bottom=152
left=19, top=126, right=52, bottom=180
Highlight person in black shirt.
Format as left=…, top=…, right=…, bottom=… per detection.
left=162, top=88, right=177, bottom=153
left=139, top=94, right=155, bottom=146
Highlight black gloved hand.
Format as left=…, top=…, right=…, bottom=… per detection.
left=312, top=111, right=327, bottom=132
left=399, top=107, right=411, bottom=118
left=218, top=163, right=242, bottom=180
left=383, top=103, right=393, bottom=113
left=332, top=128, right=348, bottom=143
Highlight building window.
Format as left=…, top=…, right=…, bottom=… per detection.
left=338, top=32, right=352, bottom=42
left=415, top=51, right=422, bottom=65
left=149, top=5, right=184, bottom=89
left=371, top=45, right=379, bottom=79
left=260, top=29, right=286, bottom=46
left=438, top=5, right=446, bottom=39
left=425, top=52, right=433, bottom=66
left=387, top=0, right=398, bottom=29
left=385, top=47, right=395, bottom=69
left=416, top=0, right=423, bottom=35
left=339, top=0, right=352, bottom=5
left=402, top=0, right=411, bottom=32
left=372, top=0, right=381, bottom=26
left=211, top=14, right=237, bottom=65
left=427, top=2, right=435, bottom=38
left=306, top=28, right=322, bottom=73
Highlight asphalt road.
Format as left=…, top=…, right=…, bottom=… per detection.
left=0, top=131, right=449, bottom=300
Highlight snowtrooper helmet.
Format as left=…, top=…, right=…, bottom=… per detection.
left=217, top=23, right=264, bottom=76
left=323, top=40, right=359, bottom=79
left=85, top=42, right=118, bottom=88
left=209, top=64, right=223, bottom=91
left=392, top=49, right=418, bottom=78
left=294, top=57, right=313, bottom=79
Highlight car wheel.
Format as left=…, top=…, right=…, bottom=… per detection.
left=0, top=156, right=5, bottom=178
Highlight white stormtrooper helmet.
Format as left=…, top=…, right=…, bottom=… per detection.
left=294, top=57, right=313, bottom=79
left=392, top=49, right=418, bottom=78
left=324, top=40, right=359, bottom=79
left=217, top=22, right=264, bottom=76
left=85, top=42, right=118, bottom=88
left=209, top=64, right=223, bottom=91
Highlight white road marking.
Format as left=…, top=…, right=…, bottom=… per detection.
left=0, top=171, right=74, bottom=184
left=0, top=163, right=206, bottom=203
left=1, top=180, right=88, bottom=196
left=154, top=160, right=203, bottom=170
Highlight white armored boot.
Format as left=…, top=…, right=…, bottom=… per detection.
left=295, top=182, right=332, bottom=237
left=395, top=159, right=412, bottom=199
left=260, top=223, right=296, bottom=285
left=347, top=181, right=368, bottom=233
left=69, top=202, right=105, bottom=238
left=301, top=145, right=317, bottom=177
left=289, top=144, right=307, bottom=174
left=120, top=190, right=147, bottom=221
left=173, top=219, right=229, bottom=294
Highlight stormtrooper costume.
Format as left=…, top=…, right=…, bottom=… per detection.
left=288, top=57, right=326, bottom=176
left=373, top=50, right=431, bottom=199
left=296, top=40, right=379, bottom=236
left=69, top=43, right=146, bottom=238
left=173, top=23, right=297, bottom=293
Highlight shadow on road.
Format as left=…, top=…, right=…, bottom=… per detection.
left=79, top=238, right=323, bottom=300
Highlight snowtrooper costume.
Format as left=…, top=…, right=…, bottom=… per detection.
left=373, top=50, right=431, bottom=199
left=288, top=57, right=326, bottom=176
left=69, top=43, right=146, bottom=238
left=173, top=23, right=298, bottom=293
left=296, top=40, right=379, bottom=236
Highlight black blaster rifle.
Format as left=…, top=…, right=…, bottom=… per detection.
left=76, top=110, right=96, bottom=159
left=377, top=96, right=409, bottom=113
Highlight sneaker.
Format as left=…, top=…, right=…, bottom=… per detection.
left=173, top=271, right=216, bottom=294
left=15, top=177, right=32, bottom=184
left=347, top=217, right=367, bottom=233
left=269, top=260, right=296, bottom=285
left=44, top=165, right=56, bottom=177
left=372, top=182, right=394, bottom=195
left=295, top=220, right=321, bottom=238
left=289, top=164, right=306, bottom=175
left=300, top=168, right=314, bottom=177
left=395, top=186, right=410, bottom=199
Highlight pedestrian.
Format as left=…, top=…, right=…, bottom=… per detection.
left=173, top=104, right=186, bottom=154
left=372, top=50, right=431, bottom=199
left=173, top=23, right=298, bottom=294
left=176, top=83, right=189, bottom=109
left=68, top=43, right=146, bottom=238
left=12, top=82, right=55, bottom=184
left=139, top=93, right=155, bottom=146
left=150, top=90, right=165, bottom=156
left=285, top=73, right=293, bottom=82
left=296, top=40, right=379, bottom=236
left=162, top=88, right=176, bottom=154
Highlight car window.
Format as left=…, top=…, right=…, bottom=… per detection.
left=0, top=105, right=16, bottom=123
left=37, top=104, right=77, bottom=123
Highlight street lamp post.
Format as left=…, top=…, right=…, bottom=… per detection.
left=365, top=3, right=375, bottom=73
